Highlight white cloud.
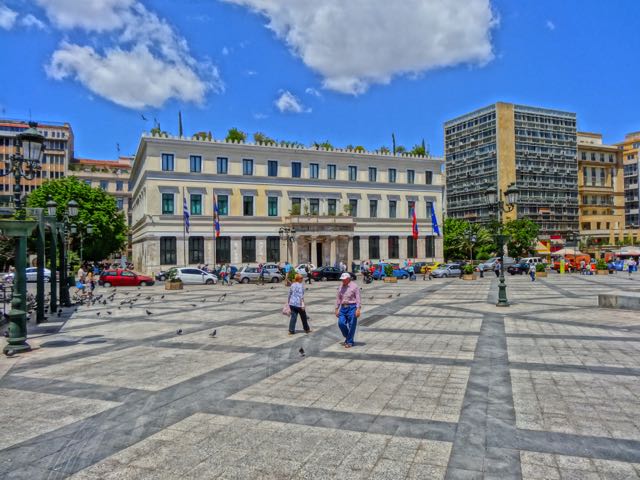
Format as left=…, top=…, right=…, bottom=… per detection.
left=0, top=3, right=17, bottom=30
left=21, top=14, right=47, bottom=30
left=35, top=0, right=135, bottom=32
left=224, top=0, right=497, bottom=94
left=253, top=112, right=268, bottom=120
left=222, top=46, right=230, bottom=55
left=46, top=43, right=210, bottom=109
left=37, top=0, right=221, bottom=109
left=546, top=20, right=556, bottom=31
left=305, top=87, right=321, bottom=98
left=274, top=90, right=309, bottom=114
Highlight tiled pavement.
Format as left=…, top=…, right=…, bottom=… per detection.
left=1, top=273, right=640, bottom=479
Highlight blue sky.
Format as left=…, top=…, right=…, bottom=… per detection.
left=0, top=0, right=639, bottom=159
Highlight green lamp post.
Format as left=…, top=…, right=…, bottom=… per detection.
left=1, top=121, right=44, bottom=355
left=485, top=183, right=519, bottom=307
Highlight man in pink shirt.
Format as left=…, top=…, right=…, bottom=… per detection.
left=335, top=272, right=361, bottom=348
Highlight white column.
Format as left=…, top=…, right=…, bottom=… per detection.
left=330, top=237, right=337, bottom=266
left=205, top=236, right=215, bottom=267
left=360, top=236, right=369, bottom=262
left=231, top=237, right=242, bottom=265
left=399, top=237, right=408, bottom=261
left=435, top=236, right=444, bottom=262
left=417, top=237, right=426, bottom=261
left=291, top=237, right=299, bottom=265
left=347, top=236, right=353, bottom=269
left=311, top=237, right=318, bottom=266
left=256, top=236, right=267, bottom=263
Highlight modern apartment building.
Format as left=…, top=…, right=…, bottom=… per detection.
left=0, top=119, right=73, bottom=201
left=618, top=131, right=640, bottom=230
left=129, top=134, right=444, bottom=274
left=68, top=156, right=133, bottom=225
left=576, top=132, right=625, bottom=245
left=444, top=102, right=578, bottom=239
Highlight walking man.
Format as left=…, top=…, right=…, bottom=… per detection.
left=494, top=260, right=501, bottom=278
left=629, top=258, right=637, bottom=279
left=305, top=264, right=312, bottom=284
left=529, top=262, right=536, bottom=282
left=335, top=272, right=361, bottom=348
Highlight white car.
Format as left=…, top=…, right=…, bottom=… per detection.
left=4, top=267, right=52, bottom=283
left=169, top=267, right=217, bottom=285
left=295, top=263, right=316, bottom=276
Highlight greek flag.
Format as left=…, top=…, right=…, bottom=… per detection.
left=183, top=195, right=190, bottom=234
left=213, top=192, right=221, bottom=238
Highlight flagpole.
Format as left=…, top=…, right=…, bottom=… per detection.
left=183, top=186, right=187, bottom=266
left=212, top=192, right=217, bottom=268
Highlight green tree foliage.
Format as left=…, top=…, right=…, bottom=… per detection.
left=502, top=218, right=540, bottom=258
left=225, top=128, right=247, bottom=142
left=354, top=146, right=365, bottom=152
left=379, top=146, right=390, bottom=154
left=443, top=218, right=495, bottom=261
left=279, top=140, right=304, bottom=148
left=395, top=145, right=406, bottom=154
left=192, top=131, right=208, bottom=140
left=312, top=140, right=334, bottom=150
left=253, top=132, right=275, bottom=144
left=27, top=177, right=128, bottom=261
left=409, top=144, right=426, bottom=156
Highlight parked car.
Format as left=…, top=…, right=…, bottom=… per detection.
left=99, top=269, right=155, bottom=287
left=507, top=262, right=532, bottom=275
left=155, top=270, right=168, bottom=281
left=168, top=267, right=217, bottom=285
left=431, top=263, right=463, bottom=278
left=372, top=264, right=410, bottom=280
left=4, top=267, right=52, bottom=283
left=236, top=266, right=283, bottom=284
left=478, top=256, right=516, bottom=272
left=295, top=263, right=316, bottom=276
left=411, top=262, right=429, bottom=274
left=310, top=266, right=356, bottom=282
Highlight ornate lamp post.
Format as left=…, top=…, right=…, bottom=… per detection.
left=278, top=226, right=297, bottom=265
left=70, top=221, right=93, bottom=263
left=1, top=122, right=44, bottom=354
left=485, top=183, right=519, bottom=307
left=46, top=199, right=79, bottom=306
left=45, top=198, right=59, bottom=312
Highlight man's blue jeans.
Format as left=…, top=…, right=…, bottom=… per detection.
left=338, top=304, right=358, bottom=346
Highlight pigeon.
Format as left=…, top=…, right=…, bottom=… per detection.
left=369, top=296, right=374, bottom=300
left=160, top=295, right=165, bottom=299
left=58, top=309, right=62, bottom=314
left=388, top=294, right=393, bottom=298
left=57, top=311, right=61, bottom=317
left=270, top=286, right=275, bottom=290
left=298, top=347, right=305, bottom=357
left=2, top=331, right=8, bottom=337
left=107, top=311, right=112, bottom=315
left=96, top=312, right=101, bottom=317
left=146, top=296, right=152, bottom=301
left=201, top=298, right=206, bottom=303
left=176, top=329, right=183, bottom=335
left=146, top=310, right=152, bottom=316
left=240, top=300, right=245, bottom=304
left=218, top=294, right=226, bottom=302
left=5, top=349, right=15, bottom=357
left=396, top=293, right=401, bottom=297
left=209, top=329, right=217, bottom=338
left=102, top=300, right=107, bottom=305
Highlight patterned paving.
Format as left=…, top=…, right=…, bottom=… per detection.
left=0, top=274, right=639, bottom=479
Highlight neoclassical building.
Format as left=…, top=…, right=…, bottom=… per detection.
left=129, top=134, right=444, bottom=274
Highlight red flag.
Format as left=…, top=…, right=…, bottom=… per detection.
left=412, top=206, right=419, bottom=240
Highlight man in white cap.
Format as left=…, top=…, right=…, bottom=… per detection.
left=335, top=272, right=361, bottom=348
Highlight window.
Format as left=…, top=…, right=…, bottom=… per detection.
left=328, top=199, right=337, bottom=216
left=349, top=166, right=358, bottom=181
left=425, top=171, right=433, bottom=185
left=389, top=200, right=397, bottom=218
left=268, top=160, right=278, bottom=177
left=116, top=181, right=123, bottom=191
left=591, top=152, right=596, bottom=161
left=161, top=153, right=174, bottom=171
left=242, top=237, right=256, bottom=263
left=160, top=237, right=177, bottom=265
left=310, top=163, right=319, bottom=179
left=426, top=236, right=435, bottom=258
left=217, top=157, right=228, bottom=174
left=291, top=162, right=301, bottom=178
left=190, top=194, right=202, bottom=215
left=599, top=168, right=606, bottom=186
left=388, top=236, right=399, bottom=259
left=407, top=169, right=415, bottom=184
left=309, top=198, right=320, bottom=215
left=369, top=236, right=380, bottom=259
left=216, top=237, right=230, bottom=263
left=369, top=199, right=378, bottom=218
left=349, top=199, right=358, bottom=216
left=243, top=159, right=254, bottom=175
left=369, top=167, right=377, bottom=182
left=408, top=200, right=416, bottom=218
left=189, top=237, right=204, bottom=264
left=243, top=196, right=254, bottom=216
left=100, top=180, right=108, bottom=190
left=353, top=236, right=360, bottom=260
left=328, top=164, right=337, bottom=180
left=218, top=195, right=228, bottom=215
left=289, top=197, right=301, bottom=215
left=591, top=167, right=596, bottom=186
left=407, top=236, right=417, bottom=258
left=268, top=196, right=278, bottom=216
left=162, top=193, right=174, bottom=214
left=267, top=237, right=280, bottom=263
left=581, top=152, right=586, bottom=160
left=388, top=168, right=396, bottom=183
left=84, top=180, right=92, bottom=187
left=116, top=197, right=124, bottom=210
left=190, top=155, right=202, bottom=173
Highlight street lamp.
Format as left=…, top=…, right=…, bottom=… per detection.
left=70, top=221, right=93, bottom=263
left=485, top=183, right=519, bottom=307
left=278, top=226, right=297, bottom=265
left=0, top=122, right=44, bottom=354
left=46, top=198, right=80, bottom=307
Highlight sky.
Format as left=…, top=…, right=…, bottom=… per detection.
left=0, top=0, right=639, bottom=160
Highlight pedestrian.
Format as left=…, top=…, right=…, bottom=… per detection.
left=304, top=264, right=312, bottom=284
left=77, top=265, right=86, bottom=284
left=529, top=262, right=536, bottom=282
left=287, top=274, right=312, bottom=335
left=258, top=263, right=265, bottom=285
left=351, top=261, right=356, bottom=274
left=423, top=265, right=431, bottom=281
left=580, top=259, right=586, bottom=275
left=494, top=260, right=500, bottom=278
left=629, top=258, right=637, bottom=279
left=229, top=265, right=237, bottom=286
left=479, top=264, right=484, bottom=278
left=408, top=264, right=415, bottom=281
left=335, top=272, right=361, bottom=348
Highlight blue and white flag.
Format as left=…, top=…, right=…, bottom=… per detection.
left=183, top=195, right=190, bottom=234
left=431, top=203, right=440, bottom=236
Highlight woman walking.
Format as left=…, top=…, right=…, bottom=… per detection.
left=287, top=273, right=311, bottom=335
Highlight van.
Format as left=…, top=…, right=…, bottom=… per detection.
left=520, top=257, right=543, bottom=265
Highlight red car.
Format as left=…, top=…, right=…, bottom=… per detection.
left=98, top=269, right=155, bottom=287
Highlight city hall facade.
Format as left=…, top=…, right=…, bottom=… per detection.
left=129, top=134, right=444, bottom=274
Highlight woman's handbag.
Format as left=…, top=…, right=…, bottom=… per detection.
left=282, top=303, right=291, bottom=316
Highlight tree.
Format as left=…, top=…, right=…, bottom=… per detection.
left=354, top=146, right=365, bottom=152
left=279, top=140, right=304, bottom=148
left=379, top=146, right=390, bottom=154
left=192, top=131, right=208, bottom=140
left=253, top=132, right=275, bottom=144
left=225, top=128, right=247, bottom=142
left=443, top=218, right=495, bottom=261
left=312, top=140, right=333, bottom=150
left=409, top=144, right=426, bottom=156
left=395, top=145, right=406, bottom=154
left=27, top=177, right=128, bottom=261
left=502, top=218, right=539, bottom=258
